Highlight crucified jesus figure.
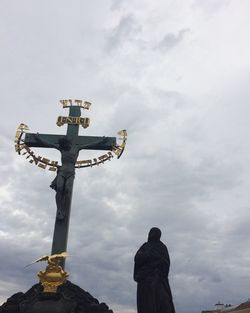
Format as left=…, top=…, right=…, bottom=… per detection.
left=35, top=134, right=107, bottom=220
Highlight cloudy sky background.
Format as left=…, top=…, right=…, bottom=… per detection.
left=1, top=0, right=250, bottom=312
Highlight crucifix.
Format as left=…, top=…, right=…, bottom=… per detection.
left=15, top=100, right=127, bottom=269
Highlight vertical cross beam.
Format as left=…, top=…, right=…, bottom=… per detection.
left=51, top=106, right=81, bottom=268
left=66, top=106, right=81, bottom=138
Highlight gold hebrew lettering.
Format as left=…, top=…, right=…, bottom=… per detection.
left=29, top=154, right=36, bottom=163
left=118, top=130, right=127, bottom=137
left=83, top=101, right=91, bottom=109
left=57, top=116, right=64, bottom=126
left=15, top=131, right=21, bottom=139
left=76, top=159, right=92, bottom=167
left=42, top=158, right=50, bottom=164
left=60, top=100, right=69, bottom=108
left=76, top=161, right=81, bottom=168
left=15, top=144, right=26, bottom=153
left=82, top=159, right=92, bottom=165
left=38, top=163, right=47, bottom=169
left=48, top=167, right=57, bottom=171
left=112, top=146, right=122, bottom=156
left=18, top=123, right=29, bottom=131
left=33, top=155, right=42, bottom=165
left=83, top=118, right=90, bottom=128
left=98, top=154, right=108, bottom=161
left=75, top=100, right=82, bottom=106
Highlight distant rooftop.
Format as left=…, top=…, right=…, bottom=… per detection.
left=202, top=300, right=250, bottom=313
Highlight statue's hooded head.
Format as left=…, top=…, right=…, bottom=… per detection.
left=58, top=136, right=72, bottom=150
left=148, top=227, right=161, bottom=242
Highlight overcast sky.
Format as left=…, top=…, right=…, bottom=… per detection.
left=1, top=1, right=250, bottom=312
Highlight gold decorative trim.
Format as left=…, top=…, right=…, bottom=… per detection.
left=15, top=124, right=127, bottom=170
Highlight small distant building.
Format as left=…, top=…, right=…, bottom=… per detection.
left=215, top=302, right=228, bottom=311
left=202, top=301, right=232, bottom=313
left=202, top=300, right=250, bottom=313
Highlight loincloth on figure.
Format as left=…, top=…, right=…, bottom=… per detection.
left=50, top=167, right=75, bottom=191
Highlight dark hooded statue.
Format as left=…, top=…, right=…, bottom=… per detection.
left=134, top=227, right=175, bottom=313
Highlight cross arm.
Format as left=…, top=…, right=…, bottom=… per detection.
left=76, top=136, right=116, bottom=151
left=24, top=133, right=62, bottom=149
left=24, top=133, right=117, bottom=151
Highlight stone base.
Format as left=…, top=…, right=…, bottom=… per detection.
left=0, top=280, right=113, bottom=313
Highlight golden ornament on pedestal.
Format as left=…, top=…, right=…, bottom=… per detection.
left=29, top=252, right=69, bottom=293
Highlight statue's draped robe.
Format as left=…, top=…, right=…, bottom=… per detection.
left=134, top=240, right=175, bottom=313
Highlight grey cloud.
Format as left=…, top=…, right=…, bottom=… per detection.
left=156, top=28, right=190, bottom=52
left=192, top=0, right=231, bottom=16
left=110, top=0, right=126, bottom=11
left=156, top=90, right=186, bottom=105
left=106, top=15, right=142, bottom=51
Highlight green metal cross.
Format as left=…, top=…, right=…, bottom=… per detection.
left=24, top=105, right=117, bottom=268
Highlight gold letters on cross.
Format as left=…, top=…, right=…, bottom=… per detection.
left=60, top=99, right=91, bottom=109
left=57, top=116, right=90, bottom=128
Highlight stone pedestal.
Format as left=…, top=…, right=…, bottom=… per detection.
left=0, top=281, right=113, bottom=313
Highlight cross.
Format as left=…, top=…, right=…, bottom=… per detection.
left=24, top=105, right=117, bottom=269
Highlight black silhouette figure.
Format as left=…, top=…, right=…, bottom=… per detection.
left=134, top=227, right=175, bottom=313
